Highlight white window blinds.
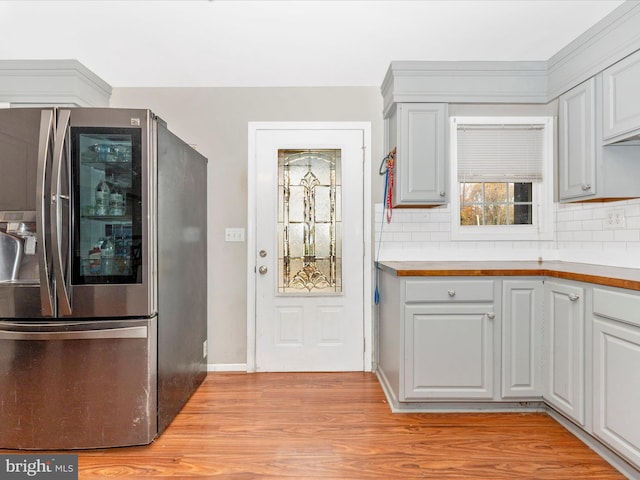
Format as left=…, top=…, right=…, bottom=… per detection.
left=457, top=123, right=544, bottom=182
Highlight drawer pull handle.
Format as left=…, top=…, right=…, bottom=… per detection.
left=487, top=312, right=495, bottom=320
left=568, top=293, right=580, bottom=302
left=447, top=290, right=456, bottom=297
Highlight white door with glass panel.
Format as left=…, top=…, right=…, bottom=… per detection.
left=251, top=125, right=365, bottom=372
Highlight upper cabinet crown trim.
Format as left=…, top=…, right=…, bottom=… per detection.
left=381, top=61, right=547, bottom=116
left=0, top=59, right=112, bottom=107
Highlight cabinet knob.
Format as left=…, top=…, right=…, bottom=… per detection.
left=447, top=290, right=455, bottom=297
left=568, top=293, right=579, bottom=302
left=581, top=184, right=592, bottom=191
left=439, top=191, right=446, bottom=197
left=487, top=312, right=496, bottom=320
left=258, top=265, right=268, bottom=275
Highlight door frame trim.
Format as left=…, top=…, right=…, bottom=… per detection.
left=247, top=122, right=372, bottom=372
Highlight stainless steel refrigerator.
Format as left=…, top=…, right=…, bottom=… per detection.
left=0, top=108, right=207, bottom=449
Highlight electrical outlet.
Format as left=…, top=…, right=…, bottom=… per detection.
left=604, top=208, right=626, bottom=229
left=203, top=340, right=208, bottom=359
left=225, top=227, right=245, bottom=242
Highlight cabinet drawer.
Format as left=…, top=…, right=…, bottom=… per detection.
left=405, top=280, right=494, bottom=303
left=593, top=288, right=640, bottom=328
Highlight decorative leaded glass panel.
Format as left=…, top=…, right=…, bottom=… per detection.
left=278, top=149, right=341, bottom=294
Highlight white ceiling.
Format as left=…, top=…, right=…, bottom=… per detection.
left=0, top=0, right=628, bottom=88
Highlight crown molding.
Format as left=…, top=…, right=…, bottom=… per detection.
left=0, top=59, right=112, bottom=107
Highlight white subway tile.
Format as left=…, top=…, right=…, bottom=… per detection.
left=403, top=223, right=423, bottom=232
left=573, top=208, right=593, bottom=221
left=592, top=230, right=615, bottom=242
left=430, top=231, right=450, bottom=242
left=581, top=220, right=602, bottom=231
left=421, top=222, right=440, bottom=232
left=393, top=232, right=412, bottom=242
left=565, top=220, right=582, bottom=232
left=614, top=229, right=640, bottom=242
left=411, top=232, right=432, bottom=242
left=557, top=231, right=573, bottom=241
left=410, top=212, right=431, bottom=223
left=430, top=212, right=451, bottom=223
left=375, top=197, right=640, bottom=266
left=381, top=233, right=396, bottom=243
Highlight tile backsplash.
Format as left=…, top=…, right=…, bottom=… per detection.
left=374, top=198, right=640, bottom=268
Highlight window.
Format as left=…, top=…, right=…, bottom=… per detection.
left=277, top=149, right=342, bottom=294
left=450, top=116, right=553, bottom=241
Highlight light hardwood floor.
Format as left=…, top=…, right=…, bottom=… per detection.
left=9, top=372, right=628, bottom=478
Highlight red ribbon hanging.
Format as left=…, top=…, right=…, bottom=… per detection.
left=386, top=148, right=396, bottom=223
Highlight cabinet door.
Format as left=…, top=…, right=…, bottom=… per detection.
left=593, top=317, right=640, bottom=469
left=544, top=281, right=585, bottom=425
left=558, top=78, right=596, bottom=200
left=602, top=50, right=640, bottom=142
left=395, top=103, right=447, bottom=206
left=502, top=280, right=543, bottom=398
left=404, top=303, right=495, bottom=400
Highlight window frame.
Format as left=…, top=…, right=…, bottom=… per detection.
left=449, top=116, right=554, bottom=241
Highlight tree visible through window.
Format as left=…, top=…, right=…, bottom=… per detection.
left=460, top=182, right=532, bottom=226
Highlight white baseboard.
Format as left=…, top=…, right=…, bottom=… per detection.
left=207, top=363, right=248, bottom=372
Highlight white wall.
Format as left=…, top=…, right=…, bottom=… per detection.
left=110, top=87, right=384, bottom=367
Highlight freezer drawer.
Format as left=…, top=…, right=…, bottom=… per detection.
left=0, top=318, right=157, bottom=449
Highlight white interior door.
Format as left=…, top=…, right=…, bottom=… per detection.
left=249, top=124, right=368, bottom=372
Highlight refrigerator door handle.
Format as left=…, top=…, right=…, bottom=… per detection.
left=0, top=325, right=148, bottom=341
left=36, top=110, right=55, bottom=317
left=51, top=109, right=72, bottom=316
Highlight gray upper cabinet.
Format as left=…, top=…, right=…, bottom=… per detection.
left=385, top=103, right=447, bottom=207
left=558, top=74, right=640, bottom=203
left=558, top=79, right=596, bottom=201
left=602, top=50, right=640, bottom=144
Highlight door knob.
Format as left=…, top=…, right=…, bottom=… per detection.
left=258, top=265, right=268, bottom=275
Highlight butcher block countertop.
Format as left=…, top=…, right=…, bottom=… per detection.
left=378, top=260, right=640, bottom=291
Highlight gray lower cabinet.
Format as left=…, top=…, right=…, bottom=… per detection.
left=544, top=281, right=586, bottom=426
left=377, top=268, right=640, bottom=476
left=404, top=302, right=496, bottom=400
left=501, top=280, right=544, bottom=398
left=592, top=288, right=640, bottom=470
left=403, top=279, right=497, bottom=401
left=384, top=103, right=448, bottom=206
left=377, top=275, right=499, bottom=402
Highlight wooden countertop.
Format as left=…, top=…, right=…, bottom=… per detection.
left=378, top=260, right=640, bottom=291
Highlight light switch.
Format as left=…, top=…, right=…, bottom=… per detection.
left=225, top=227, right=245, bottom=242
